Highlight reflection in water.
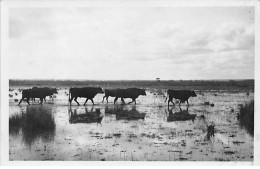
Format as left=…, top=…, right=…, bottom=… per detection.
left=105, top=105, right=146, bottom=120
left=68, top=106, right=103, bottom=124
left=166, top=107, right=196, bottom=122
left=9, top=106, right=55, bottom=147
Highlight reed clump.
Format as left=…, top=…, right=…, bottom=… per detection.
left=238, top=100, right=254, bottom=136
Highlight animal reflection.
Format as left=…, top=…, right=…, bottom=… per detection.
left=105, top=105, right=146, bottom=120
left=9, top=106, right=55, bottom=147
left=68, top=106, right=103, bottom=124
left=166, top=107, right=196, bottom=122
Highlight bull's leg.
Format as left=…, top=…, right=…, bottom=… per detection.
left=106, top=97, right=109, bottom=103
left=69, top=97, right=73, bottom=105
left=44, top=97, right=46, bottom=102
left=40, top=98, right=44, bottom=105
left=90, top=98, right=94, bottom=105
left=74, top=97, right=80, bottom=106
left=114, top=97, right=118, bottom=104
left=121, top=98, right=126, bottom=104
left=84, top=98, right=89, bottom=106
left=179, top=100, right=182, bottom=107
left=26, top=97, right=30, bottom=105
left=18, top=97, right=24, bottom=105
left=168, top=98, right=174, bottom=107
left=170, top=99, right=175, bottom=105
left=102, top=96, right=106, bottom=103
left=186, top=100, right=189, bottom=106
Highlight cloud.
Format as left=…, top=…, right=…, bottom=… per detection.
left=209, top=22, right=254, bottom=52
left=8, top=7, right=255, bottom=80
left=9, top=8, right=57, bottom=40
left=124, top=20, right=254, bottom=64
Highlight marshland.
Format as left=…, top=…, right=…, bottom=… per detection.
left=9, top=79, right=254, bottom=161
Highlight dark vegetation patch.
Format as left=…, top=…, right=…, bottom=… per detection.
left=238, top=100, right=254, bottom=136
left=9, top=106, right=56, bottom=147
left=9, top=114, right=22, bottom=135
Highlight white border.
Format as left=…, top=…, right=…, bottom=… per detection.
left=1, top=0, right=259, bottom=166
left=254, top=0, right=260, bottom=166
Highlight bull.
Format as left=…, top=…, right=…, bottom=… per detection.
left=31, top=87, right=58, bottom=102
left=102, top=89, right=117, bottom=103
left=114, top=88, right=146, bottom=105
left=69, top=87, right=104, bottom=106
left=18, top=87, right=58, bottom=105
left=165, top=90, right=197, bottom=107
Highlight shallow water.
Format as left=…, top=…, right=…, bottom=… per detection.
left=9, top=87, right=254, bottom=161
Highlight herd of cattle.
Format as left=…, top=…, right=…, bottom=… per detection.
left=16, top=87, right=197, bottom=106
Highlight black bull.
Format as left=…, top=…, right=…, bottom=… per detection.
left=18, top=88, right=58, bottom=105
left=102, top=89, right=118, bottom=103
left=113, top=88, right=146, bottom=105
left=31, top=87, right=58, bottom=102
left=165, top=90, right=197, bottom=107
left=69, top=87, right=104, bottom=106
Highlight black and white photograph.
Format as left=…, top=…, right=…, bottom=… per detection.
left=1, top=0, right=260, bottom=165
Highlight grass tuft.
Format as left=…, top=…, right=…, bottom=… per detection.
left=238, top=100, right=254, bottom=136
left=9, top=106, right=56, bottom=147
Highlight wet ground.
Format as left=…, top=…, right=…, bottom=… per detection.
left=9, top=86, right=254, bottom=161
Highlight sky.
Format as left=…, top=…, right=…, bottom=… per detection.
left=8, top=7, right=255, bottom=80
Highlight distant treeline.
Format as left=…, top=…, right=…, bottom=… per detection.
left=9, top=79, right=254, bottom=90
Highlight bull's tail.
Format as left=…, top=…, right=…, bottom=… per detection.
left=165, top=90, right=168, bottom=102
